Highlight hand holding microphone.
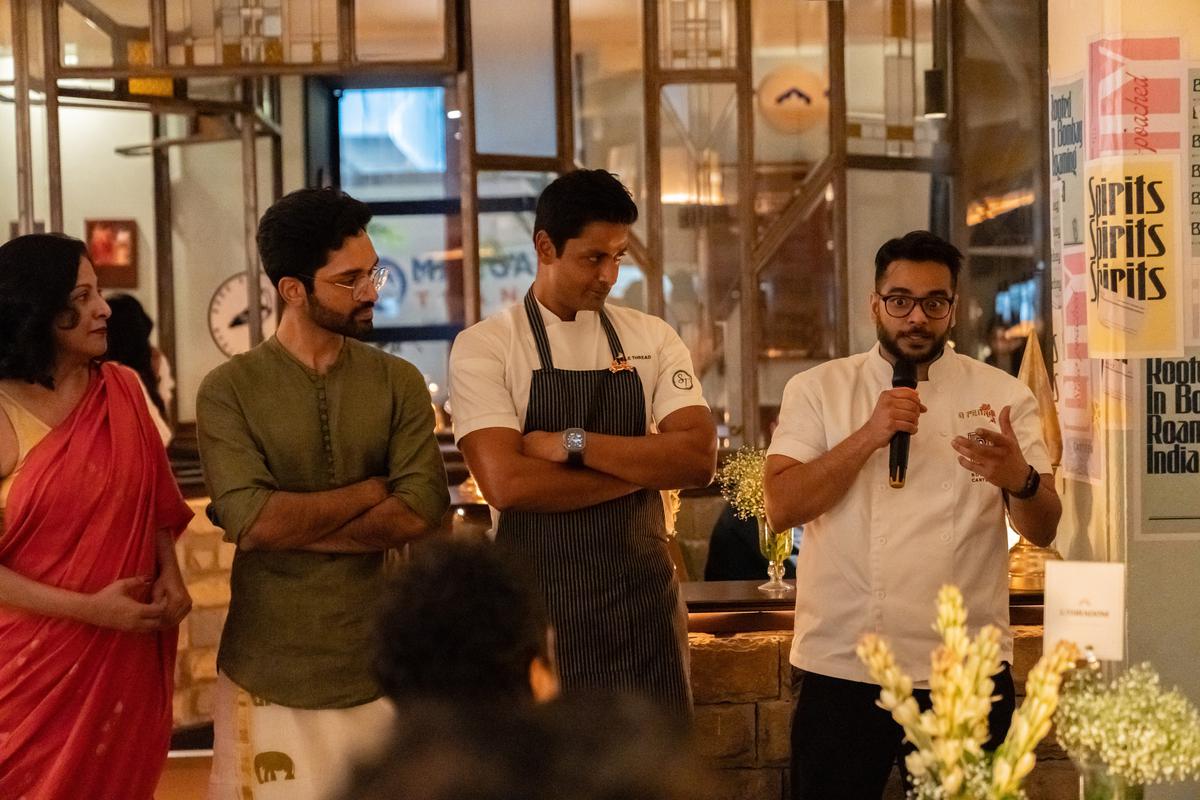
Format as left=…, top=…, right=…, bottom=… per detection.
left=859, top=361, right=926, bottom=487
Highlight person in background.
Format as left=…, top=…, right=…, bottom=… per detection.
left=197, top=188, right=449, bottom=800
left=103, top=293, right=172, bottom=443
left=703, top=503, right=799, bottom=582
left=764, top=230, right=1060, bottom=799
left=374, top=537, right=559, bottom=706
left=448, top=170, right=716, bottom=718
left=0, top=233, right=192, bottom=800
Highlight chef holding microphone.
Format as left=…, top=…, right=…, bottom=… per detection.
left=763, top=230, right=1061, bottom=800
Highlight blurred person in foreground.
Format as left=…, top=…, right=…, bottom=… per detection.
left=375, top=536, right=559, bottom=706
left=336, top=693, right=710, bottom=800
left=0, top=233, right=192, bottom=800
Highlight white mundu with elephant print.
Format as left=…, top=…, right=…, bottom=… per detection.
left=207, top=672, right=394, bottom=800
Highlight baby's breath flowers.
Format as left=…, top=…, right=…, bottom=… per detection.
left=715, top=447, right=766, bottom=520
left=857, top=585, right=1077, bottom=800
left=1055, top=663, right=1200, bottom=786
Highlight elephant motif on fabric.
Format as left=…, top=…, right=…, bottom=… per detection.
left=254, top=751, right=295, bottom=783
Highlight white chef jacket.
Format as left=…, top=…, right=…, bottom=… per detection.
left=448, top=297, right=708, bottom=443
left=768, top=343, right=1051, bottom=686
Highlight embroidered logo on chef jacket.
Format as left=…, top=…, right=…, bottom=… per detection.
left=672, top=370, right=694, bottom=390
left=957, top=402, right=997, bottom=425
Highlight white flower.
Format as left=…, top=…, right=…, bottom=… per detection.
left=1055, top=663, right=1200, bottom=785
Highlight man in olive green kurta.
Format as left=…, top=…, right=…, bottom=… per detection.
left=197, top=188, right=449, bottom=800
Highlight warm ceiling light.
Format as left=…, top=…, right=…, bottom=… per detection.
left=966, top=189, right=1036, bottom=226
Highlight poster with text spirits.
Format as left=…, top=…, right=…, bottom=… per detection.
left=1086, top=155, right=1184, bottom=358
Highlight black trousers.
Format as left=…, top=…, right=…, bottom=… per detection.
left=789, top=664, right=1015, bottom=800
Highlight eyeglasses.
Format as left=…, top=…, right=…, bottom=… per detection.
left=877, top=294, right=955, bottom=320
left=319, top=266, right=389, bottom=301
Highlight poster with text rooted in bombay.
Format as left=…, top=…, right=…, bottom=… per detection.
left=1135, top=351, right=1200, bottom=539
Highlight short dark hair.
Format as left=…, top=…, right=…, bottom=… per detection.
left=534, top=169, right=638, bottom=255
left=256, top=187, right=372, bottom=288
left=874, top=230, right=963, bottom=289
left=337, top=694, right=709, bottom=800
left=374, top=538, right=551, bottom=704
left=0, top=233, right=89, bottom=388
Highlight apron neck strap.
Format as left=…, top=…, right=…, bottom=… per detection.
left=523, top=287, right=628, bottom=370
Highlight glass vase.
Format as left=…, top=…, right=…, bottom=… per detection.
left=1078, top=760, right=1145, bottom=800
left=756, top=518, right=793, bottom=595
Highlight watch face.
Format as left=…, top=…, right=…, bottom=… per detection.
left=208, top=272, right=278, bottom=358
left=564, top=430, right=585, bottom=450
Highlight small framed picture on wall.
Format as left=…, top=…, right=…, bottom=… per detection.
left=85, top=218, right=138, bottom=288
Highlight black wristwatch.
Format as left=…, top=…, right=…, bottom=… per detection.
left=1007, top=465, right=1040, bottom=500
left=562, top=428, right=586, bottom=468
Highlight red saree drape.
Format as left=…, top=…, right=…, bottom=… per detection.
left=0, top=363, right=193, bottom=800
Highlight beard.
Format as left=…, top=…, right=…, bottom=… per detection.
left=307, top=293, right=374, bottom=339
left=876, top=321, right=949, bottom=365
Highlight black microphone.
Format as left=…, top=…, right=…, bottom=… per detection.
left=889, top=359, right=918, bottom=488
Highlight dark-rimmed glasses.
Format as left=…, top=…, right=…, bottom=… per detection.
left=876, top=294, right=955, bottom=320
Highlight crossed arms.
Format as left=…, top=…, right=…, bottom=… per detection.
left=458, top=405, right=717, bottom=514
left=197, top=373, right=449, bottom=554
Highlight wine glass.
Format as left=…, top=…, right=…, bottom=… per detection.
left=757, top=518, right=794, bottom=594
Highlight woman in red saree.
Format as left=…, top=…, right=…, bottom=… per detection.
left=0, top=234, right=193, bottom=799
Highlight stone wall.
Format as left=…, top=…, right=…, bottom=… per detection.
left=688, top=626, right=1079, bottom=800
left=689, top=631, right=794, bottom=799
left=173, top=499, right=235, bottom=729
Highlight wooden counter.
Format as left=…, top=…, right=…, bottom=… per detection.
left=682, top=579, right=1044, bottom=633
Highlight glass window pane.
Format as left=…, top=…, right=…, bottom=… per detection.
left=659, top=0, right=736, bottom=70
left=167, top=0, right=338, bottom=67
left=58, top=3, right=123, bottom=68
left=757, top=185, right=837, bottom=361
left=471, top=0, right=556, bottom=157
left=660, top=83, right=739, bottom=435
left=339, top=87, right=453, bottom=201
left=376, top=340, right=450, bottom=410
left=844, top=0, right=939, bottom=157
left=609, top=263, right=649, bottom=313
left=354, top=0, right=444, bottom=62
left=368, top=214, right=462, bottom=329
left=0, top=0, right=11, bottom=71
left=571, top=0, right=646, bottom=242
left=751, top=0, right=829, bottom=240
left=477, top=171, right=554, bottom=318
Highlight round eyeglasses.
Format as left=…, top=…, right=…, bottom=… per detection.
left=323, top=266, right=389, bottom=301
left=877, top=294, right=955, bottom=320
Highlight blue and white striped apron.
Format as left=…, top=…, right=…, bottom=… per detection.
left=495, top=289, right=692, bottom=717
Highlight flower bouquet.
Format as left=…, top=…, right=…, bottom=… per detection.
left=715, top=447, right=792, bottom=594
left=1055, top=661, right=1200, bottom=799
left=857, top=585, right=1078, bottom=799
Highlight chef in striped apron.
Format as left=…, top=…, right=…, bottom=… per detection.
left=448, top=169, right=717, bottom=717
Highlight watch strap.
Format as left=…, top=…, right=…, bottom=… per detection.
left=1008, top=465, right=1040, bottom=500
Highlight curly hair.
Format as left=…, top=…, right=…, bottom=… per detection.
left=534, top=169, right=638, bottom=256
left=0, top=233, right=89, bottom=388
left=256, top=187, right=372, bottom=289
left=374, top=537, right=551, bottom=705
